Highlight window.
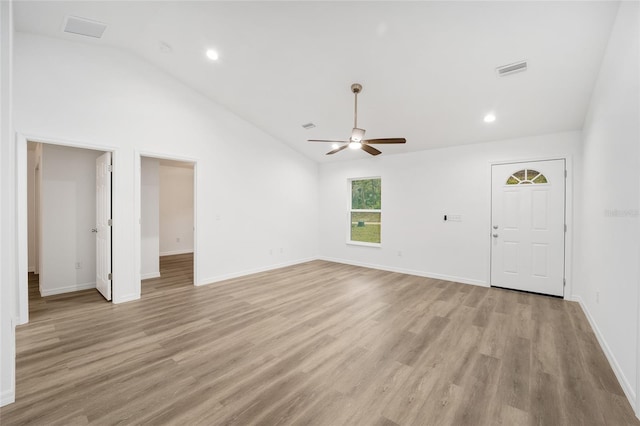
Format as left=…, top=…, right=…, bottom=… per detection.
left=349, top=178, right=381, bottom=245
left=506, top=169, right=548, bottom=185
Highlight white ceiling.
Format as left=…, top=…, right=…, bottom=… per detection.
left=13, top=1, right=620, bottom=163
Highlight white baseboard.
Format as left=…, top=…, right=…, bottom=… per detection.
left=0, top=389, right=15, bottom=407
left=197, top=257, right=318, bottom=286
left=160, top=249, right=194, bottom=256
left=40, top=282, right=96, bottom=297
left=318, top=256, right=488, bottom=287
left=571, top=295, right=636, bottom=413
left=0, top=318, right=15, bottom=407
left=198, top=256, right=486, bottom=288
left=113, top=293, right=140, bottom=304
left=141, top=272, right=161, bottom=280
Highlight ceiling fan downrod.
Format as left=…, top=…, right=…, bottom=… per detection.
left=351, top=83, right=362, bottom=129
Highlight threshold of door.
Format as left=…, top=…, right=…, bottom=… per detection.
left=489, top=285, right=564, bottom=299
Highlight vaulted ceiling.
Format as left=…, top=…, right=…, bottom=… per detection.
left=14, top=1, right=619, bottom=162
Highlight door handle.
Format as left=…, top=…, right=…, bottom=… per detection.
left=492, top=233, right=499, bottom=238
left=91, top=228, right=98, bottom=233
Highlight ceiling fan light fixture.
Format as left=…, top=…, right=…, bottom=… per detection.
left=349, top=141, right=362, bottom=150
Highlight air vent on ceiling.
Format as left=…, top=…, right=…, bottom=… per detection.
left=302, top=122, right=316, bottom=130
left=496, top=60, right=528, bottom=77
left=63, top=16, right=107, bottom=39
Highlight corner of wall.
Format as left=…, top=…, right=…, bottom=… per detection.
left=0, top=386, right=15, bottom=407
left=0, top=0, right=16, bottom=409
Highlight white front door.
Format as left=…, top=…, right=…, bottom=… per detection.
left=96, top=152, right=112, bottom=301
left=490, top=160, right=565, bottom=296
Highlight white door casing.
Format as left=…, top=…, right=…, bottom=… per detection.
left=491, top=159, right=565, bottom=296
left=96, top=152, right=112, bottom=301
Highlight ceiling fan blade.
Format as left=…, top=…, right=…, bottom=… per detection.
left=309, top=139, right=350, bottom=143
left=361, top=144, right=382, bottom=156
left=362, top=138, right=407, bottom=144
left=326, top=145, right=349, bottom=155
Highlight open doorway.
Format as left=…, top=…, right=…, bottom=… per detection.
left=139, top=156, right=196, bottom=295
left=25, top=141, right=113, bottom=317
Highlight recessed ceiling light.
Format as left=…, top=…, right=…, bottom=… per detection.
left=484, top=113, right=496, bottom=123
left=206, top=49, right=219, bottom=61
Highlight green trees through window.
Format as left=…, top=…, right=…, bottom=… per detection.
left=350, top=178, right=381, bottom=244
left=351, top=178, right=381, bottom=209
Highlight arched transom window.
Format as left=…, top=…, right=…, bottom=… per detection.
left=506, top=169, right=548, bottom=185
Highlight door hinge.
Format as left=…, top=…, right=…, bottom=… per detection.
left=563, top=278, right=566, bottom=287
left=107, top=165, right=113, bottom=172
left=108, top=273, right=112, bottom=281
left=564, top=224, right=567, bottom=232
left=564, top=170, right=567, bottom=178
left=108, top=219, right=113, bottom=226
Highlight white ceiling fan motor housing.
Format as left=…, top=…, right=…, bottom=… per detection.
left=351, top=127, right=365, bottom=142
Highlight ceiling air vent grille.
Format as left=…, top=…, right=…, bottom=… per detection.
left=496, top=60, right=528, bottom=77
left=64, top=16, right=107, bottom=39
left=302, top=122, right=316, bottom=130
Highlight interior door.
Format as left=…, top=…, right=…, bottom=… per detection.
left=490, top=159, right=565, bottom=296
left=96, top=152, right=112, bottom=301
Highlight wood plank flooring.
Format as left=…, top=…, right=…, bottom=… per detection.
left=1, top=254, right=638, bottom=425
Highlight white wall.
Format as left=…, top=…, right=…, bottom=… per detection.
left=575, top=1, right=640, bottom=411
left=159, top=162, right=194, bottom=256
left=26, top=144, right=35, bottom=271
left=0, top=0, right=14, bottom=408
left=40, top=144, right=101, bottom=296
left=141, top=157, right=160, bottom=278
left=319, top=131, right=580, bottom=286
left=13, top=32, right=319, bottom=303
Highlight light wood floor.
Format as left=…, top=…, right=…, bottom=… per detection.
left=1, top=254, right=638, bottom=425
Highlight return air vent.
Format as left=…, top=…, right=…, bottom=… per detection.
left=301, top=122, right=316, bottom=130
left=63, top=16, right=107, bottom=39
left=496, top=60, right=528, bottom=77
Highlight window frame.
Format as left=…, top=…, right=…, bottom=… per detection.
left=347, top=176, right=382, bottom=247
left=506, top=168, right=549, bottom=185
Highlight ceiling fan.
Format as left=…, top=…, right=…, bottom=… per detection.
left=308, top=83, right=406, bottom=156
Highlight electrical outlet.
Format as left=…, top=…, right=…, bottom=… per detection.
left=269, top=249, right=273, bottom=255
left=75, top=262, right=81, bottom=270
left=176, top=237, right=181, bottom=243
left=280, top=248, right=284, bottom=254
left=596, top=291, right=600, bottom=304
left=397, top=250, right=402, bottom=257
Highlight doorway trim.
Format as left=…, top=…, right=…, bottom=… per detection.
left=134, top=150, right=198, bottom=292
left=16, top=132, right=117, bottom=325
left=488, top=155, right=574, bottom=300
